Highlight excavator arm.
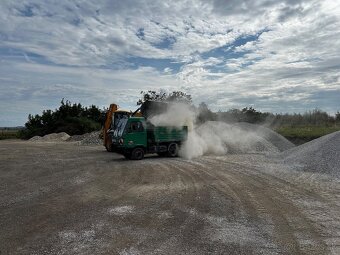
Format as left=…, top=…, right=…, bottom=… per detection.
left=103, top=104, right=118, bottom=152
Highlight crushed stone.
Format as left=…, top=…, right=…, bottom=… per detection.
left=68, top=131, right=102, bottom=145
left=196, top=121, right=281, bottom=155
left=29, top=132, right=70, bottom=142
left=233, top=122, right=295, bottom=152
left=28, top=131, right=103, bottom=145
left=282, top=131, right=340, bottom=177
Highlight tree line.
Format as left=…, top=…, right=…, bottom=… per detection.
left=19, top=99, right=106, bottom=139
left=199, top=105, right=340, bottom=127
left=19, top=91, right=339, bottom=139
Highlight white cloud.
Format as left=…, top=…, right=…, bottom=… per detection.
left=0, top=0, right=339, bottom=126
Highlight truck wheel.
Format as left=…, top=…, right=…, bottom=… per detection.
left=123, top=152, right=131, bottom=159
left=105, top=144, right=113, bottom=152
left=105, top=140, right=113, bottom=152
left=131, top=148, right=144, bottom=160
left=168, top=143, right=179, bottom=157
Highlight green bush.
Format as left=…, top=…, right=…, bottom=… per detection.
left=275, top=126, right=340, bottom=144
left=19, top=99, right=105, bottom=139
left=0, top=129, right=20, bottom=140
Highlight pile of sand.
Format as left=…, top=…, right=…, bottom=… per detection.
left=29, top=132, right=70, bottom=142
left=282, top=131, right=340, bottom=176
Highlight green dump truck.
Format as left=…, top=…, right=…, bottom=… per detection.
left=110, top=116, right=188, bottom=160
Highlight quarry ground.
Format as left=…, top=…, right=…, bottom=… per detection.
left=1, top=140, right=340, bottom=255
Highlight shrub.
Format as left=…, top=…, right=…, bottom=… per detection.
left=19, top=99, right=105, bottom=139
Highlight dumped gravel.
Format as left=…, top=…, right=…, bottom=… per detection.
left=194, top=121, right=282, bottom=155
left=282, top=131, right=340, bottom=176
left=70, top=131, right=102, bottom=145
left=1, top=140, right=340, bottom=254
left=189, top=121, right=294, bottom=158
left=29, top=132, right=70, bottom=142
left=233, top=122, right=295, bottom=152
left=29, top=131, right=102, bottom=145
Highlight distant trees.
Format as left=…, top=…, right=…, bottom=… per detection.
left=215, top=107, right=272, bottom=124
left=137, top=90, right=192, bottom=105
left=215, top=107, right=339, bottom=127
left=270, top=109, right=338, bottom=127
left=19, top=91, right=339, bottom=140
left=335, top=111, right=340, bottom=123
left=19, top=99, right=105, bottom=139
left=197, top=102, right=216, bottom=123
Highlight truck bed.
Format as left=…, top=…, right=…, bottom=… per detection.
left=150, top=126, right=188, bottom=143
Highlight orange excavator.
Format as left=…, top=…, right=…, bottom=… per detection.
left=103, top=104, right=131, bottom=152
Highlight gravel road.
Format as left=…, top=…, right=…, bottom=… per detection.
left=1, top=140, right=340, bottom=254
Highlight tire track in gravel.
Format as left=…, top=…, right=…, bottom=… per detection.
left=2, top=141, right=338, bottom=254
left=199, top=157, right=330, bottom=254
left=107, top=160, right=177, bottom=253
left=212, top=156, right=340, bottom=227
left=152, top=160, right=207, bottom=254
left=168, top=159, right=256, bottom=254
left=154, top=159, right=270, bottom=254
left=133, top=158, right=214, bottom=254
left=178, top=158, right=283, bottom=254
left=214, top=156, right=340, bottom=210
left=117, top=157, right=244, bottom=254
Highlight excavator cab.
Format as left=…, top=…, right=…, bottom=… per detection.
left=103, top=104, right=131, bottom=152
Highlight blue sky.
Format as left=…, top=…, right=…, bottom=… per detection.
left=0, top=0, right=339, bottom=126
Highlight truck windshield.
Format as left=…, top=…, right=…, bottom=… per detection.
left=114, top=118, right=128, bottom=137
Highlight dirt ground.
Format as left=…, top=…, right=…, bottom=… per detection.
left=1, top=140, right=340, bottom=254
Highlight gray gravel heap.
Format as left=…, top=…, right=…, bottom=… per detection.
left=29, top=132, right=70, bottom=142
left=75, top=131, right=102, bottom=145
left=282, top=131, right=340, bottom=177
left=233, top=122, right=295, bottom=152
left=196, top=121, right=289, bottom=155
left=66, top=133, right=88, bottom=142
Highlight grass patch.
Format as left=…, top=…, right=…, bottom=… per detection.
left=0, top=129, right=20, bottom=140
left=275, top=126, right=340, bottom=145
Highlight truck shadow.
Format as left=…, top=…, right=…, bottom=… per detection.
left=110, top=154, right=176, bottom=162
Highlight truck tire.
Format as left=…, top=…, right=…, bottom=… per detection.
left=105, top=144, right=113, bottom=152
left=105, top=139, right=113, bottom=152
left=168, top=143, right=179, bottom=157
left=131, top=147, right=144, bottom=160
left=123, top=152, right=131, bottom=159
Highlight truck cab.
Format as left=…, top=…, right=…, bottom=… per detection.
left=110, top=117, right=187, bottom=160
left=110, top=117, right=147, bottom=159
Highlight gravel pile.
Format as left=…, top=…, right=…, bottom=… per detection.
left=29, top=131, right=103, bottom=145
left=29, top=136, right=43, bottom=141
left=68, top=131, right=102, bottom=145
left=233, top=122, right=295, bottom=152
left=29, top=132, right=70, bottom=142
left=66, top=134, right=87, bottom=142
left=282, top=131, right=340, bottom=176
left=194, top=121, right=288, bottom=156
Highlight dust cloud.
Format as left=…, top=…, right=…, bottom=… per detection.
left=148, top=102, right=281, bottom=159
left=149, top=103, right=196, bottom=130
